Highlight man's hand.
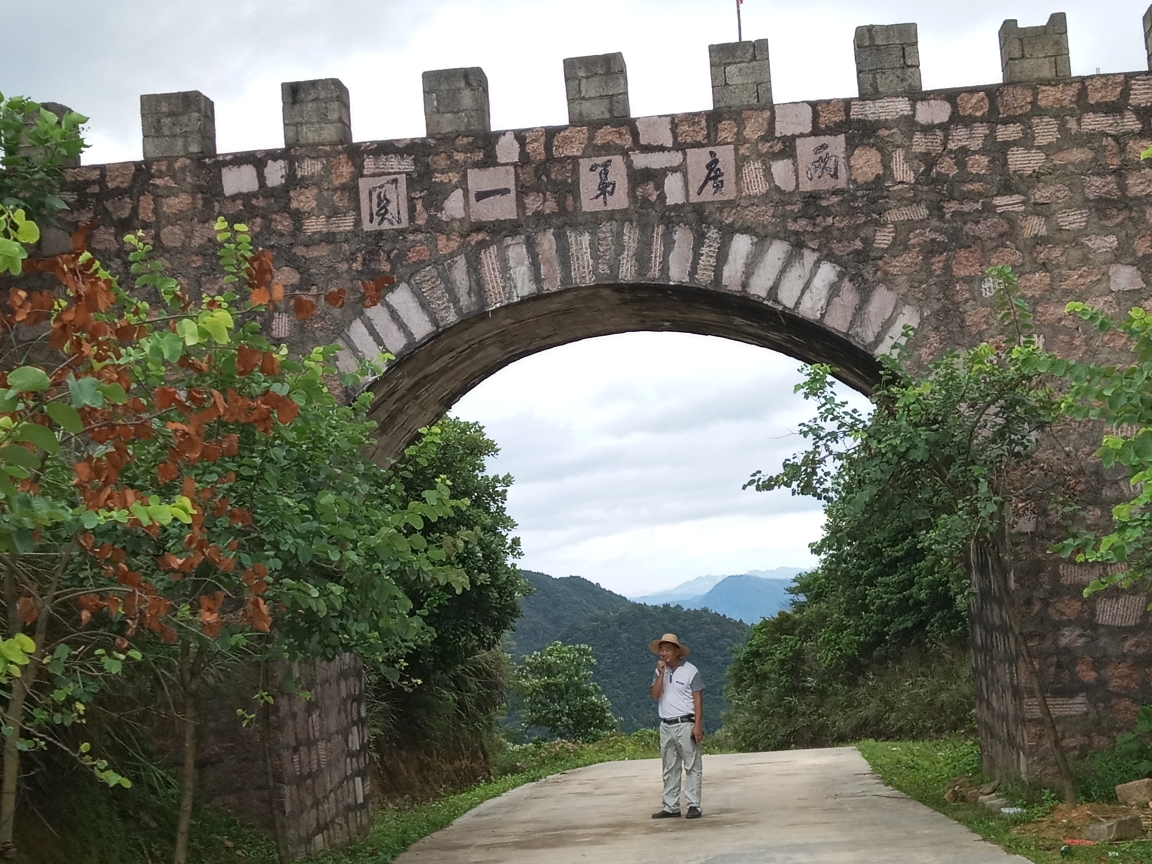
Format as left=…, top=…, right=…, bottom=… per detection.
left=656, top=659, right=667, bottom=673
left=691, top=723, right=704, bottom=744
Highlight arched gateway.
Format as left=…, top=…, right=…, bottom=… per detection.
left=50, top=9, right=1152, bottom=855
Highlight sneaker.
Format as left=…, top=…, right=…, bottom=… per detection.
left=651, top=809, right=681, bottom=819
left=686, top=806, right=702, bottom=819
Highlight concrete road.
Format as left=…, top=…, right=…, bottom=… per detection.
left=395, top=747, right=1030, bottom=864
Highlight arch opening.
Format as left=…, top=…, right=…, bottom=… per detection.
left=364, top=281, right=882, bottom=464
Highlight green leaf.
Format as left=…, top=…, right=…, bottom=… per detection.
left=176, top=318, right=200, bottom=346
left=0, top=445, right=40, bottom=472
left=45, top=402, right=83, bottom=434
left=12, top=423, right=59, bottom=454
left=7, top=367, right=51, bottom=393
left=14, top=219, right=39, bottom=244
left=80, top=510, right=100, bottom=529
left=68, top=376, right=104, bottom=408
left=200, top=309, right=233, bottom=345
left=99, top=383, right=127, bottom=405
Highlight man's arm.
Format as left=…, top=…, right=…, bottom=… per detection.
left=692, top=690, right=704, bottom=742
left=650, top=661, right=666, bottom=699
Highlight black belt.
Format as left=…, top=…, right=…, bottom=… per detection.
left=661, top=714, right=695, bottom=724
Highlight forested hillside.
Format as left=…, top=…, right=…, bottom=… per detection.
left=510, top=571, right=749, bottom=734
left=508, top=570, right=632, bottom=657
left=559, top=604, right=748, bottom=734
left=691, top=575, right=793, bottom=623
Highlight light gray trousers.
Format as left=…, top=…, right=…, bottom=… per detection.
left=659, top=721, right=702, bottom=812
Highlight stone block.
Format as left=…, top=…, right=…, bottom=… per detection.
left=855, top=23, right=921, bottom=96
left=1145, top=5, right=1152, bottom=71
left=140, top=90, right=215, bottom=159
left=1000, top=14, right=1070, bottom=83
left=1117, top=778, right=1152, bottom=805
left=1085, top=815, right=1143, bottom=842
left=423, top=67, right=490, bottom=136
left=710, top=39, right=772, bottom=109
left=564, top=53, right=629, bottom=122
left=282, top=79, right=351, bottom=147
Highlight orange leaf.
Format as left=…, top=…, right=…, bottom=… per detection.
left=236, top=345, right=261, bottom=376
left=293, top=296, right=316, bottom=320
left=249, top=286, right=270, bottom=306
left=17, top=596, right=37, bottom=624
left=260, top=352, right=280, bottom=376
left=276, top=399, right=299, bottom=426
left=360, top=274, right=394, bottom=308
left=243, top=596, right=272, bottom=633
left=325, top=288, right=346, bottom=309
left=157, top=462, right=180, bottom=484
left=155, top=387, right=179, bottom=410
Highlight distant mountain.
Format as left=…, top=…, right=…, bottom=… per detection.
left=629, top=573, right=729, bottom=605
left=694, top=575, right=794, bottom=624
left=507, top=570, right=632, bottom=659
left=631, top=567, right=806, bottom=624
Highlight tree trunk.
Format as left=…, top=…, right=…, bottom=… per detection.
left=173, top=640, right=199, bottom=864
left=982, top=535, right=1077, bottom=807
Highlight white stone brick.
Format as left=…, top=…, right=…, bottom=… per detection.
left=346, top=319, right=382, bottom=359
left=222, top=164, right=259, bottom=196
left=506, top=236, right=537, bottom=298
left=915, top=100, right=951, bottom=125
left=333, top=338, right=360, bottom=373
left=536, top=230, right=562, bottom=292
left=386, top=283, right=436, bottom=342
left=722, top=234, right=757, bottom=291
left=669, top=226, right=695, bottom=283
left=496, top=131, right=521, bottom=163
left=631, top=151, right=684, bottom=170
left=777, top=249, right=818, bottom=308
left=796, top=262, right=841, bottom=320
left=364, top=301, right=409, bottom=355
left=665, top=171, right=687, bottom=205
left=771, top=159, right=796, bottom=192
left=264, top=160, right=287, bottom=188
left=853, top=285, right=898, bottom=344
left=823, top=280, right=859, bottom=333
left=746, top=240, right=792, bottom=298
left=775, top=103, right=812, bottom=136
left=637, top=115, right=673, bottom=147
left=1110, top=264, right=1146, bottom=292
left=850, top=97, right=913, bottom=120
left=875, top=305, right=921, bottom=354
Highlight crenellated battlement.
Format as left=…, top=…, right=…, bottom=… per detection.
left=55, top=8, right=1152, bottom=162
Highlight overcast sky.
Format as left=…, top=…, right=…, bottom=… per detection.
left=5, top=0, right=1149, bottom=595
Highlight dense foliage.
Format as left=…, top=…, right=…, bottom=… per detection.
left=512, top=641, right=616, bottom=742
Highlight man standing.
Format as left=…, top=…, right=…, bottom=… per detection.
left=648, top=632, right=704, bottom=819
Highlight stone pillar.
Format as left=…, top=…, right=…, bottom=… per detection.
left=1000, top=13, right=1071, bottom=84
left=854, top=24, right=922, bottom=96
left=140, top=90, right=215, bottom=159
left=563, top=53, right=629, bottom=123
left=422, top=67, right=491, bottom=136
left=1144, top=5, right=1152, bottom=71
left=282, top=79, right=351, bottom=147
left=708, top=39, right=772, bottom=109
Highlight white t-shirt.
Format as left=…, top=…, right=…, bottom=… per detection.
left=653, top=659, right=704, bottom=719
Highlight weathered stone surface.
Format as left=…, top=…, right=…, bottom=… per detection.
left=1116, top=778, right=1152, bottom=805
left=710, top=39, right=772, bottom=108
left=1085, top=815, right=1143, bottom=842
left=140, top=90, right=215, bottom=158
left=855, top=23, right=921, bottom=96
left=1000, top=14, right=1071, bottom=84
left=423, top=67, right=490, bottom=135
left=282, top=78, right=352, bottom=146
left=564, top=53, right=629, bottom=122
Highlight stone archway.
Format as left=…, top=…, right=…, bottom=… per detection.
left=337, top=220, right=911, bottom=461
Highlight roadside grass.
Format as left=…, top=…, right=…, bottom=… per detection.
left=858, top=738, right=1152, bottom=864
left=310, top=730, right=666, bottom=864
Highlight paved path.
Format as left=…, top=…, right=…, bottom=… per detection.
left=395, top=747, right=1030, bottom=864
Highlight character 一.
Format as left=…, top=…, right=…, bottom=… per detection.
left=805, top=143, right=840, bottom=183
left=697, top=151, right=725, bottom=196
left=590, top=159, right=617, bottom=206
left=367, top=178, right=403, bottom=227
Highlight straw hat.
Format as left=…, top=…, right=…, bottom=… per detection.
left=648, top=632, right=690, bottom=657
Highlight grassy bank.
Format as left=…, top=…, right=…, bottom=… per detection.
left=858, top=738, right=1152, bottom=863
